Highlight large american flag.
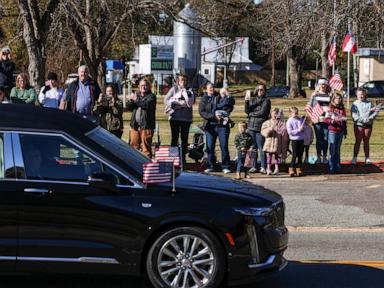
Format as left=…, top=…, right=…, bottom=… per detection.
left=328, top=35, right=337, bottom=67
left=329, top=72, right=344, bottom=91
left=304, top=102, right=324, bottom=123
left=143, top=160, right=173, bottom=184
left=155, top=146, right=180, bottom=167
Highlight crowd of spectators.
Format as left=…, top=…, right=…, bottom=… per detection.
left=0, top=46, right=381, bottom=177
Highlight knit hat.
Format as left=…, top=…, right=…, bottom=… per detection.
left=47, top=72, right=58, bottom=81
left=318, top=78, right=329, bottom=86
left=1, top=47, right=10, bottom=54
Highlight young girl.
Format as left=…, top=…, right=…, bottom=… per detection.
left=286, top=107, right=305, bottom=176
left=351, top=87, right=380, bottom=164
left=323, top=94, right=347, bottom=173
left=303, top=116, right=314, bottom=163
left=261, top=108, right=288, bottom=175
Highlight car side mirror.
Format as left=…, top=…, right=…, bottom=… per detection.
left=88, top=171, right=118, bottom=191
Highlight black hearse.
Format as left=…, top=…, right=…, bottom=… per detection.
left=0, top=104, right=288, bottom=287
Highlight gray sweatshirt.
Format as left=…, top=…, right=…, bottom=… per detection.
left=351, top=99, right=379, bottom=127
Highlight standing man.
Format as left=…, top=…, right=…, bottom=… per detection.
left=245, top=84, right=271, bottom=174
left=62, top=65, right=101, bottom=115
left=0, top=47, right=15, bottom=95
left=127, top=79, right=156, bottom=158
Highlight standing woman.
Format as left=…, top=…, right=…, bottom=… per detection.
left=351, top=88, right=380, bottom=164
left=38, top=72, right=64, bottom=108
left=307, top=78, right=331, bottom=163
left=94, top=84, right=124, bottom=138
left=164, top=74, right=194, bottom=165
left=10, top=73, right=37, bottom=104
left=199, top=82, right=234, bottom=174
left=245, top=84, right=271, bottom=174
left=324, top=94, right=347, bottom=173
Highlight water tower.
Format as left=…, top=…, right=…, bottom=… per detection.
left=173, top=3, right=201, bottom=87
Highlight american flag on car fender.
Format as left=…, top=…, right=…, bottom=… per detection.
left=143, top=160, right=173, bottom=184
left=304, top=102, right=324, bottom=123
left=155, top=146, right=180, bottom=167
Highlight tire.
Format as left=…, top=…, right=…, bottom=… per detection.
left=146, top=226, right=225, bottom=288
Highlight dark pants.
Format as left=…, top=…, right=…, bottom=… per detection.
left=290, top=140, right=304, bottom=168
left=170, top=120, right=191, bottom=164
left=304, top=145, right=310, bottom=161
left=236, top=151, right=246, bottom=172
left=248, top=130, right=266, bottom=169
left=314, top=122, right=328, bottom=157
left=205, top=124, right=230, bottom=170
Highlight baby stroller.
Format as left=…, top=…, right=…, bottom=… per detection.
left=188, top=125, right=205, bottom=163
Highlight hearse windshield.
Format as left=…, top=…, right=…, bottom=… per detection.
left=87, top=127, right=150, bottom=176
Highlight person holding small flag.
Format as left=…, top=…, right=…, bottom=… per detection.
left=306, top=78, right=331, bottom=164
left=323, top=94, right=347, bottom=174
left=351, top=88, right=381, bottom=165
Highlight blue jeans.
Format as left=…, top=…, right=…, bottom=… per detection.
left=205, top=124, right=230, bottom=170
left=314, top=123, right=328, bottom=157
left=328, top=131, right=343, bottom=172
left=236, top=151, right=246, bottom=172
left=248, top=130, right=266, bottom=169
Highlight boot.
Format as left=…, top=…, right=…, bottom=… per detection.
left=273, top=165, right=279, bottom=175
left=296, top=167, right=303, bottom=177
left=235, top=172, right=241, bottom=180
left=244, top=171, right=251, bottom=179
left=266, top=164, right=272, bottom=175
left=288, top=167, right=296, bottom=177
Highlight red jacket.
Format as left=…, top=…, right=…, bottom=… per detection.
left=324, top=106, right=347, bottom=133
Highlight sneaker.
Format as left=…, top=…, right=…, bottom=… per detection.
left=248, top=167, right=257, bottom=173
left=365, top=158, right=372, bottom=164
left=322, top=156, right=328, bottom=164
left=204, top=168, right=214, bottom=173
left=266, top=168, right=272, bottom=175
left=351, top=157, right=357, bottom=165
left=260, top=167, right=267, bottom=174
left=316, top=157, right=322, bottom=164
left=222, top=168, right=231, bottom=174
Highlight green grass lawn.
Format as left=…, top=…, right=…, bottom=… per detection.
left=122, top=92, right=384, bottom=163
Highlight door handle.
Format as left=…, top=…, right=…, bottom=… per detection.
left=24, top=188, right=53, bottom=195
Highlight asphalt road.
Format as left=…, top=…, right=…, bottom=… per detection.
left=2, top=174, right=383, bottom=287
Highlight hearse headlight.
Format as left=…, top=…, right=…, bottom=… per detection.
left=234, top=207, right=273, bottom=217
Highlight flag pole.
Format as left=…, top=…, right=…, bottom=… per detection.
left=347, top=51, right=350, bottom=108
left=172, top=162, right=176, bottom=193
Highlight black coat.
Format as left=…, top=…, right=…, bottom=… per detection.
left=199, top=92, right=235, bottom=130
left=0, top=60, right=15, bottom=88
left=127, top=92, right=156, bottom=130
left=245, top=95, right=271, bottom=132
left=65, top=78, right=101, bottom=114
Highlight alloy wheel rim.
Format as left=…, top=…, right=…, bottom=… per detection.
left=157, top=234, right=216, bottom=288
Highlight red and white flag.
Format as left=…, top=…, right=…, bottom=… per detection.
left=329, top=72, right=344, bottom=91
left=328, top=35, right=337, bottom=67
left=143, top=160, right=173, bottom=184
left=155, top=146, right=180, bottom=167
left=304, top=102, right=324, bottom=123
left=342, top=31, right=357, bottom=54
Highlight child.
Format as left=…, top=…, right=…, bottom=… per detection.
left=234, top=121, right=253, bottom=179
left=216, top=88, right=235, bottom=127
left=261, top=108, right=288, bottom=175
left=286, top=107, right=305, bottom=176
left=323, top=94, right=347, bottom=173
left=0, top=86, right=9, bottom=103
left=303, top=116, right=314, bottom=164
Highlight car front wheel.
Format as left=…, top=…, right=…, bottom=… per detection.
left=146, top=226, right=225, bottom=288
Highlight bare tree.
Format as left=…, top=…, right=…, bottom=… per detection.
left=18, top=0, right=60, bottom=92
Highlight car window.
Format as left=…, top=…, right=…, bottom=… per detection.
left=363, top=82, right=375, bottom=90
left=19, top=133, right=131, bottom=185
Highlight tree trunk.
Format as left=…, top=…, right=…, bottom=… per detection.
left=320, top=31, right=328, bottom=78
left=288, top=49, right=299, bottom=98
left=270, top=33, right=275, bottom=86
